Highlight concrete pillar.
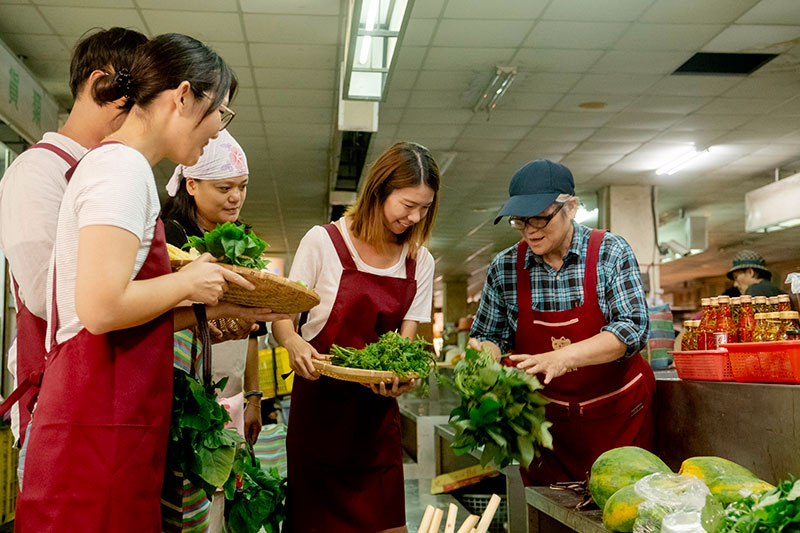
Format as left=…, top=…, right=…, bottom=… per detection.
left=598, top=185, right=660, bottom=303
left=443, top=278, right=468, bottom=346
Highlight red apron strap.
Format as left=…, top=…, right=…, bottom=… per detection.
left=515, top=240, right=532, bottom=318
left=322, top=223, right=357, bottom=271
left=29, top=142, right=79, bottom=169
left=64, top=140, right=121, bottom=182
left=0, top=370, right=43, bottom=418
left=404, top=255, right=416, bottom=280
left=49, top=265, right=58, bottom=351
left=11, top=276, right=22, bottom=311
left=583, top=229, right=606, bottom=307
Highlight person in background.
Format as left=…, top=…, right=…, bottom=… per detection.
left=161, top=130, right=289, bottom=532
left=469, top=159, right=654, bottom=485
left=15, top=33, right=251, bottom=532
left=728, top=250, right=787, bottom=297
left=0, top=27, right=147, bottom=447
left=273, top=142, right=439, bottom=532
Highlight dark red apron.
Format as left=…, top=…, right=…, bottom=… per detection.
left=0, top=142, right=78, bottom=445
left=286, top=223, right=417, bottom=533
left=514, top=230, right=655, bottom=485
left=16, top=145, right=174, bottom=532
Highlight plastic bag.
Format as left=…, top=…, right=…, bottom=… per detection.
left=785, top=273, right=800, bottom=295
left=633, top=473, right=711, bottom=533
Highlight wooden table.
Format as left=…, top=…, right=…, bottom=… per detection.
left=526, top=486, right=605, bottom=533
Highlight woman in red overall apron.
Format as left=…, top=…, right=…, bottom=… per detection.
left=273, top=142, right=441, bottom=532
left=470, top=159, right=655, bottom=485
left=15, top=34, right=245, bottom=532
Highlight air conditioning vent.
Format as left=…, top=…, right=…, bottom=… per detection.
left=672, top=52, right=778, bottom=76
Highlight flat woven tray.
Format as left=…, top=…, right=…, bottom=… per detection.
left=171, top=260, right=320, bottom=314
left=210, top=316, right=251, bottom=343
left=312, top=356, right=419, bottom=384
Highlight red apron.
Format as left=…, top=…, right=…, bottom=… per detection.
left=0, top=142, right=77, bottom=445
left=16, top=148, right=174, bottom=531
left=513, top=230, right=655, bottom=485
left=286, top=223, right=417, bottom=533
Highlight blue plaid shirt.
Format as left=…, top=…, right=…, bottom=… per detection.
left=470, top=222, right=649, bottom=357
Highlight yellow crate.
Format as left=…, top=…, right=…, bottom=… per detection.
left=0, top=427, right=18, bottom=524
left=258, top=347, right=294, bottom=398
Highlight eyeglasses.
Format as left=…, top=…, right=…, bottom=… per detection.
left=219, top=103, right=236, bottom=131
left=509, top=202, right=566, bottom=231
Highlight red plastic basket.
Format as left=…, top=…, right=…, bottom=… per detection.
left=721, top=341, right=800, bottom=383
left=669, top=350, right=734, bottom=381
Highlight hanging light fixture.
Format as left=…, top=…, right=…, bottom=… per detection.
left=343, top=0, right=415, bottom=101
left=655, top=146, right=712, bottom=176
left=473, top=66, right=517, bottom=118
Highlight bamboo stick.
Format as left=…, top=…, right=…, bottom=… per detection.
left=428, top=507, right=444, bottom=533
left=455, top=514, right=479, bottom=533
left=443, top=503, right=458, bottom=533
left=475, top=494, right=502, bottom=533
left=419, top=505, right=435, bottom=533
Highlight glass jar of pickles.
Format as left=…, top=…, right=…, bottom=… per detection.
left=681, top=320, right=697, bottom=351
left=753, top=313, right=769, bottom=342
left=754, top=296, right=768, bottom=315
left=778, top=294, right=791, bottom=312
left=779, top=311, right=800, bottom=340
left=765, top=312, right=782, bottom=341
left=768, top=296, right=780, bottom=313
left=731, top=296, right=741, bottom=325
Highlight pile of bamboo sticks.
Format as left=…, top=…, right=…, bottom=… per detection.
left=417, top=494, right=502, bottom=533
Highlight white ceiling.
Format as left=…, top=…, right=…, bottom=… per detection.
left=2, top=0, right=800, bottom=299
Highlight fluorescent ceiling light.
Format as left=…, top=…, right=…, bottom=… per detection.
left=344, top=0, right=415, bottom=101
left=655, top=147, right=711, bottom=176
left=474, top=66, right=517, bottom=118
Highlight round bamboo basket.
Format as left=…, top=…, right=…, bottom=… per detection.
left=312, top=357, right=419, bottom=384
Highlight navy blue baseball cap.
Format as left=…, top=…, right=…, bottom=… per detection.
left=494, top=159, right=575, bottom=224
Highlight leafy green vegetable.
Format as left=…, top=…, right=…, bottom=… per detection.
left=185, top=221, right=269, bottom=270
left=225, top=450, right=287, bottom=533
left=330, top=331, right=436, bottom=382
left=439, top=348, right=552, bottom=469
left=713, top=479, right=800, bottom=533
left=295, top=280, right=309, bottom=288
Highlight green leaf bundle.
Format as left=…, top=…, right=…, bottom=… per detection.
left=225, top=453, right=287, bottom=533
left=185, top=221, right=269, bottom=270
left=330, top=331, right=436, bottom=382
left=440, top=348, right=552, bottom=469
left=714, top=479, right=800, bottom=533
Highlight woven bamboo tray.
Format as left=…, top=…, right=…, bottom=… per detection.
left=210, top=316, right=251, bottom=343
left=312, top=356, right=419, bottom=384
left=171, top=260, right=320, bottom=314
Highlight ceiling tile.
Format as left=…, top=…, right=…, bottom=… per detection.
left=379, top=108, right=403, bottom=125
left=512, top=140, right=580, bottom=154
left=723, top=75, right=800, bottom=99
left=394, top=46, right=428, bottom=70
left=239, top=0, right=339, bottom=15
left=512, top=48, right=603, bottom=73
left=514, top=72, right=581, bottom=93
left=647, top=75, right=742, bottom=96
left=39, top=8, right=138, bottom=37
left=640, top=0, right=760, bottom=24
left=453, top=138, right=518, bottom=152
left=503, top=92, right=563, bottom=111
left=555, top=94, right=637, bottom=113
left=414, top=70, right=476, bottom=91
left=262, top=106, right=332, bottom=124
left=244, top=14, right=339, bottom=44
left=257, top=88, right=333, bottom=107
left=606, top=112, right=684, bottom=129
left=655, top=128, right=731, bottom=144
left=672, top=114, right=751, bottom=130
left=443, top=0, right=547, bottom=20
left=138, top=0, right=237, bottom=10
left=383, top=89, right=410, bottom=108
left=460, top=124, right=530, bottom=140
left=590, top=128, right=660, bottom=142
left=768, top=97, right=800, bottom=116
left=231, top=87, right=258, bottom=106
left=591, top=50, right=690, bottom=74
left=542, top=0, right=652, bottom=22
left=402, top=108, right=473, bottom=124
left=433, top=19, right=532, bottom=47
left=0, top=33, right=69, bottom=60
left=627, top=95, right=710, bottom=114
left=407, top=90, right=468, bottom=109
left=22, top=58, right=68, bottom=81
left=702, top=24, right=800, bottom=53
left=471, top=109, right=545, bottom=127
left=697, top=97, right=784, bottom=115
left=0, top=5, right=72, bottom=35
left=738, top=0, right=800, bottom=24
left=252, top=67, right=335, bottom=89
left=524, top=21, right=628, bottom=49
left=248, top=44, right=336, bottom=68
left=571, top=73, right=662, bottom=95
left=525, top=126, right=595, bottom=142
left=205, top=42, right=251, bottom=67
left=33, top=0, right=134, bottom=6
left=540, top=111, right=614, bottom=128
left=575, top=141, right=641, bottom=155
left=504, top=151, right=565, bottom=168
left=404, top=18, right=436, bottom=47
left=423, top=47, right=515, bottom=70
left=411, top=0, right=446, bottom=19
left=390, top=70, right=419, bottom=90
left=395, top=123, right=464, bottom=138
left=142, top=10, right=242, bottom=41
left=738, top=115, right=800, bottom=134
left=615, top=23, right=723, bottom=51
left=264, top=123, right=331, bottom=139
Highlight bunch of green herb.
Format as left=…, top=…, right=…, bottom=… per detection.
left=330, top=331, right=436, bottom=382
left=224, top=451, right=287, bottom=533
left=167, top=370, right=244, bottom=498
left=184, top=221, right=269, bottom=270
left=440, top=348, right=552, bottom=469
left=712, top=479, right=800, bottom=533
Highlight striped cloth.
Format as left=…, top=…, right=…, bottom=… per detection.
left=173, top=328, right=202, bottom=377
left=254, top=424, right=288, bottom=477
left=646, top=304, right=675, bottom=369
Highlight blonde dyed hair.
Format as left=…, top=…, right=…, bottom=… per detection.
left=346, top=142, right=440, bottom=258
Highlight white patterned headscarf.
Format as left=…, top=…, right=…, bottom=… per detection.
left=166, top=129, right=249, bottom=197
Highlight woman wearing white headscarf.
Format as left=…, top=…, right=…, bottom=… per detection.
left=161, top=130, right=284, bottom=532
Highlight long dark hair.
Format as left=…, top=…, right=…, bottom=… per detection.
left=161, top=178, right=250, bottom=239
left=70, top=27, right=148, bottom=100
left=92, top=33, right=237, bottom=113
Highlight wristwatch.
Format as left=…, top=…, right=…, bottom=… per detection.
left=244, top=390, right=263, bottom=400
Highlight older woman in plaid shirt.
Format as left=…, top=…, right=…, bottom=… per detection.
left=469, top=159, right=655, bottom=485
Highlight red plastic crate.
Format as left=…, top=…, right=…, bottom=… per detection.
left=721, top=341, right=800, bottom=383
left=669, top=350, right=734, bottom=381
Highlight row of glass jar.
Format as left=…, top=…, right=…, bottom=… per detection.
left=682, top=307, right=799, bottom=351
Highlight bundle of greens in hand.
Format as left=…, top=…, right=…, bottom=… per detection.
left=184, top=221, right=269, bottom=270
left=330, top=331, right=436, bottom=382
left=441, top=348, right=552, bottom=469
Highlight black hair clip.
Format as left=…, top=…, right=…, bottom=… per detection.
left=114, top=67, right=133, bottom=97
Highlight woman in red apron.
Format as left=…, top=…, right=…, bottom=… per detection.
left=15, top=34, right=247, bottom=532
left=470, top=159, right=654, bottom=485
left=273, top=142, right=441, bottom=532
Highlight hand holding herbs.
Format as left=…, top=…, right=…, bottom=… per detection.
left=712, top=479, right=800, bottom=533
left=330, top=331, right=436, bottom=382
left=185, top=221, right=269, bottom=270
left=440, top=348, right=552, bottom=469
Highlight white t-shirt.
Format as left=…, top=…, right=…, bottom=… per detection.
left=47, top=143, right=160, bottom=346
left=0, top=132, right=87, bottom=439
left=289, top=218, right=434, bottom=342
